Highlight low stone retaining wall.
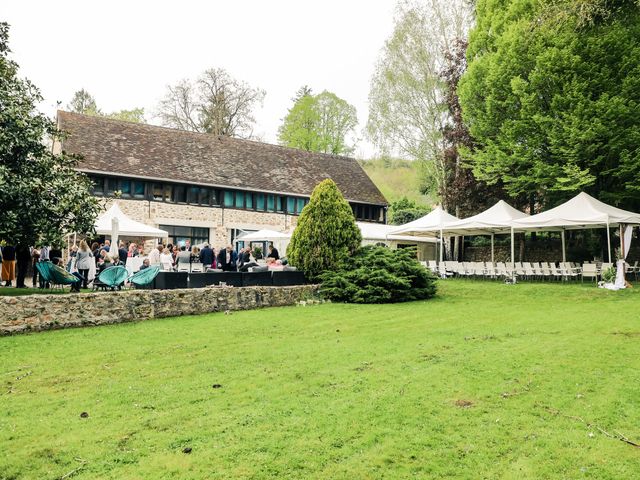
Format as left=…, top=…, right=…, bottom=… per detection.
left=0, top=285, right=319, bottom=335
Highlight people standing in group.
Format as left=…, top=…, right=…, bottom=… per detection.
left=49, top=245, right=63, bottom=265
left=103, top=239, right=111, bottom=252
left=31, top=246, right=40, bottom=288
left=76, top=240, right=93, bottom=290
left=175, top=245, right=191, bottom=267
left=267, top=244, right=280, bottom=260
left=15, top=245, right=31, bottom=288
left=91, top=242, right=101, bottom=264
left=148, top=244, right=162, bottom=266
left=118, top=242, right=128, bottom=264
left=199, top=243, right=215, bottom=269
left=160, top=247, right=174, bottom=271
left=217, top=245, right=238, bottom=272
left=38, top=245, right=50, bottom=288
left=1, top=243, right=17, bottom=287
left=128, top=243, right=139, bottom=257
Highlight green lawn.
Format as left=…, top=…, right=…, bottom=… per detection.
left=1, top=281, right=640, bottom=479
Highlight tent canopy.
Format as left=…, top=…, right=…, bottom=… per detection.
left=356, top=222, right=437, bottom=243
left=513, top=192, right=640, bottom=231
left=389, top=206, right=460, bottom=237
left=440, top=200, right=528, bottom=235
left=235, top=229, right=292, bottom=242
left=95, top=203, right=169, bottom=237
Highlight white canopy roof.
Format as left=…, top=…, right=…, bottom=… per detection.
left=356, top=222, right=437, bottom=243
left=95, top=203, right=169, bottom=237
left=441, top=200, right=528, bottom=235
left=389, top=206, right=460, bottom=237
left=235, top=229, right=292, bottom=242
left=512, top=192, right=640, bottom=231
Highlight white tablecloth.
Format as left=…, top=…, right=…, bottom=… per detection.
left=126, top=256, right=145, bottom=276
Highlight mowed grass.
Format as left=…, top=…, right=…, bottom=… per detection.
left=1, top=281, right=640, bottom=479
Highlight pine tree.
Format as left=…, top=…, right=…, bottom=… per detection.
left=287, top=179, right=361, bottom=280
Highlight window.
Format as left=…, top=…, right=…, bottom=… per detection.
left=224, top=191, right=234, bottom=207
left=266, top=194, right=275, bottom=212
left=287, top=197, right=295, bottom=214
left=234, top=191, right=245, bottom=208
left=296, top=198, right=305, bottom=214
left=91, top=176, right=104, bottom=195
left=159, top=225, right=210, bottom=247
left=256, top=193, right=265, bottom=211
left=133, top=181, right=145, bottom=198
left=163, top=185, right=172, bottom=202
left=152, top=183, right=163, bottom=201
left=245, top=193, right=253, bottom=209
left=117, top=179, right=131, bottom=196
left=187, top=186, right=199, bottom=204
left=277, top=196, right=284, bottom=212
left=198, top=188, right=210, bottom=206
left=106, top=178, right=116, bottom=195
left=173, top=185, right=186, bottom=203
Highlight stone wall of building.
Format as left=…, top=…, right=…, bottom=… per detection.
left=107, top=198, right=297, bottom=248
left=0, top=285, right=320, bottom=336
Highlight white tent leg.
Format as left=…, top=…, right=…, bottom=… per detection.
left=491, top=233, right=495, bottom=264
left=510, top=228, right=515, bottom=264
left=439, top=229, right=443, bottom=263
left=606, top=220, right=611, bottom=263
left=561, top=230, right=566, bottom=263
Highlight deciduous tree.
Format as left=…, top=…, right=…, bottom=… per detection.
left=0, top=23, right=100, bottom=247
left=459, top=0, right=640, bottom=209
left=157, top=68, right=266, bottom=139
left=278, top=89, right=358, bottom=155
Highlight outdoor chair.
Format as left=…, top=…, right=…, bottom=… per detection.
left=559, top=264, right=578, bottom=281
left=35, top=261, right=53, bottom=289
left=190, top=263, right=204, bottom=273
left=581, top=263, right=598, bottom=283
left=627, top=261, right=639, bottom=281
left=129, top=265, right=160, bottom=289
left=427, top=261, right=438, bottom=274
left=176, top=263, right=190, bottom=272
left=95, top=266, right=129, bottom=291
left=44, top=262, right=80, bottom=291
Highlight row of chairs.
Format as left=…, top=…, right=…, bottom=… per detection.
left=422, top=260, right=639, bottom=282
left=35, top=262, right=160, bottom=291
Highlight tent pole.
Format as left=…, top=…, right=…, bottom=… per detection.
left=606, top=219, right=611, bottom=263
left=620, top=224, right=626, bottom=284
left=510, top=227, right=515, bottom=264
left=439, top=228, right=444, bottom=263
left=561, top=230, right=566, bottom=263
left=491, top=233, right=495, bottom=265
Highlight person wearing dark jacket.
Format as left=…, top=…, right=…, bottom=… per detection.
left=267, top=245, right=280, bottom=260
left=217, top=245, right=238, bottom=272
left=199, top=244, right=215, bottom=268
left=15, top=245, right=31, bottom=288
left=118, top=243, right=128, bottom=264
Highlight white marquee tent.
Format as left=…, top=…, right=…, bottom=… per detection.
left=389, top=206, right=461, bottom=261
left=511, top=192, right=640, bottom=263
left=95, top=203, right=169, bottom=238
left=438, top=200, right=529, bottom=263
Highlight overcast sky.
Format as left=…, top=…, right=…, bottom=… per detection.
left=4, top=0, right=398, bottom=158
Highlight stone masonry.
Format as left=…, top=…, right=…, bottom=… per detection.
left=106, top=198, right=298, bottom=248
left=0, top=285, right=319, bottom=335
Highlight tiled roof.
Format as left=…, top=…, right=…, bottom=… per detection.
left=58, top=111, right=387, bottom=205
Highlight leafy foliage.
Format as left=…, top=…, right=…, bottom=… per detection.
left=278, top=89, right=358, bottom=155
left=0, top=23, right=100, bottom=246
left=320, top=246, right=437, bottom=303
left=389, top=197, right=430, bottom=225
left=157, top=67, right=265, bottom=139
left=367, top=0, right=474, bottom=202
left=287, top=179, right=361, bottom=281
left=459, top=0, right=640, bottom=209
left=67, top=89, right=145, bottom=123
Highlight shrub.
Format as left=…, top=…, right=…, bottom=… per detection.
left=287, top=179, right=362, bottom=281
left=320, top=246, right=437, bottom=303
left=389, top=197, right=430, bottom=225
